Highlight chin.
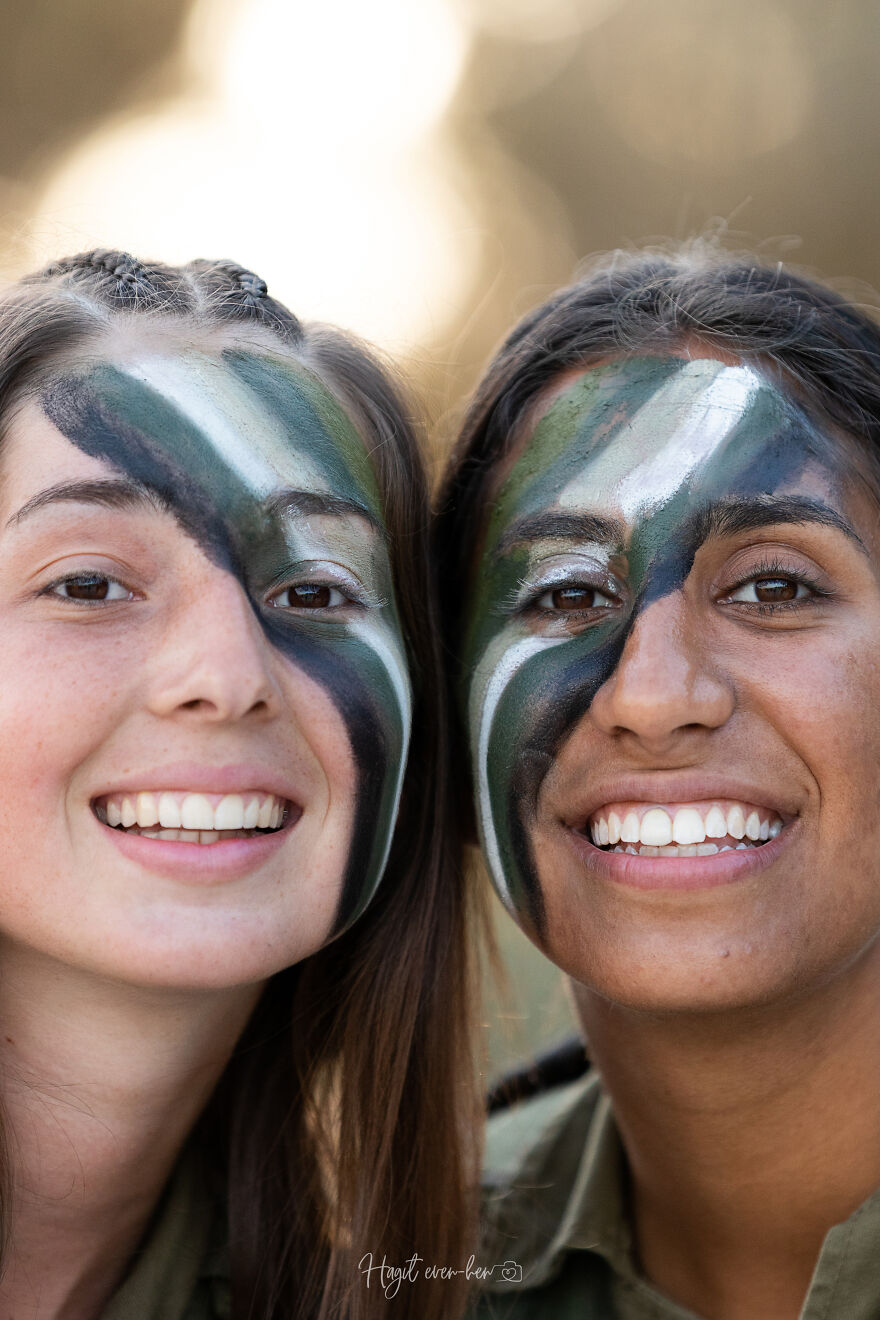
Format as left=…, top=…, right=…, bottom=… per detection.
left=540, top=912, right=805, bottom=1017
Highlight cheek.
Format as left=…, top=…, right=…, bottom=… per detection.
left=0, top=626, right=139, bottom=805
left=277, top=659, right=359, bottom=813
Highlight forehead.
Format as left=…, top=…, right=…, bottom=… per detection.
left=490, top=355, right=838, bottom=539
left=40, top=347, right=384, bottom=519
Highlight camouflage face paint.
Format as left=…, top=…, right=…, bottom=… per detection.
left=463, top=355, right=851, bottom=931
left=41, top=349, right=411, bottom=932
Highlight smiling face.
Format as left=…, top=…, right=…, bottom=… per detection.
left=463, top=353, right=880, bottom=1011
left=0, top=344, right=410, bottom=989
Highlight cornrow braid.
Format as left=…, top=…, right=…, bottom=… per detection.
left=31, top=248, right=192, bottom=314
left=184, top=258, right=303, bottom=344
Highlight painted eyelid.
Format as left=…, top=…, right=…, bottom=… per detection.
left=508, top=561, right=623, bottom=612
left=263, top=562, right=384, bottom=609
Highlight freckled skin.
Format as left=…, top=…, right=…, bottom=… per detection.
left=42, top=350, right=410, bottom=931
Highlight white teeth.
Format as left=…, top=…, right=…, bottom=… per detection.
left=598, top=817, right=610, bottom=846
left=697, top=842, right=719, bottom=855
left=214, top=794, right=245, bottom=830
left=642, top=845, right=659, bottom=856
left=200, top=831, right=219, bottom=843
left=704, top=805, right=728, bottom=838
left=769, top=819, right=782, bottom=838
left=178, top=829, right=201, bottom=843
left=102, top=790, right=285, bottom=833
left=672, top=807, right=705, bottom=845
left=745, top=811, right=761, bottom=841
left=136, top=792, right=159, bottom=828
left=726, top=805, right=746, bottom=839
left=607, top=811, right=621, bottom=844
left=759, top=818, right=770, bottom=841
left=621, top=811, right=640, bottom=843
left=180, top=794, right=214, bottom=831
left=158, top=793, right=182, bottom=828
left=625, top=845, right=638, bottom=854
left=639, top=808, right=672, bottom=846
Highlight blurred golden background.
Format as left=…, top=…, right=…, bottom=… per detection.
left=4, top=0, right=878, bottom=1073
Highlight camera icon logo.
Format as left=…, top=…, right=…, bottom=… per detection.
left=496, top=1260, right=523, bottom=1283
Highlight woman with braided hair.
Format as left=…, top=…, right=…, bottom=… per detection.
left=0, top=250, right=478, bottom=1319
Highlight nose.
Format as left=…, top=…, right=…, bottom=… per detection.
left=145, top=565, right=284, bottom=724
left=590, top=593, right=735, bottom=752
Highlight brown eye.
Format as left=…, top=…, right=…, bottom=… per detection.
left=553, top=587, right=597, bottom=610
left=754, top=577, right=798, bottom=603
left=49, top=575, right=129, bottom=602
left=726, top=574, right=811, bottom=606
left=67, top=577, right=109, bottom=600
left=535, top=584, right=616, bottom=612
left=270, top=583, right=345, bottom=610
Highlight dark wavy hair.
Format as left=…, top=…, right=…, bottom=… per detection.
left=0, top=249, right=480, bottom=1320
left=435, top=240, right=880, bottom=818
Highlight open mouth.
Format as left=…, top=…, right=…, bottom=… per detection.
left=583, top=800, right=784, bottom=857
left=92, top=790, right=296, bottom=844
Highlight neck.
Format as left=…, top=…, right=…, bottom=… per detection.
left=573, top=941, right=880, bottom=1320
left=0, top=940, right=261, bottom=1320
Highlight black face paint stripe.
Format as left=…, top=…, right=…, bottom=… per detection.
left=40, top=362, right=406, bottom=935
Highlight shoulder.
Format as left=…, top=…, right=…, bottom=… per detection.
left=480, top=1068, right=605, bottom=1287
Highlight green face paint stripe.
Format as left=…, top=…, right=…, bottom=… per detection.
left=485, top=357, right=686, bottom=558
left=40, top=352, right=411, bottom=931
left=463, top=355, right=849, bottom=927
left=222, top=351, right=385, bottom=524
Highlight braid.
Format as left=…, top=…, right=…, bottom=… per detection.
left=185, top=259, right=304, bottom=344
left=28, top=249, right=193, bottom=314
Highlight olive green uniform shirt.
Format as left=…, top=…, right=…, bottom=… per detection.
left=100, top=1150, right=228, bottom=1320
left=471, top=1071, right=880, bottom=1320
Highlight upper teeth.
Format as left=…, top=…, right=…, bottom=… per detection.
left=98, top=791, right=284, bottom=832
left=588, top=801, right=783, bottom=848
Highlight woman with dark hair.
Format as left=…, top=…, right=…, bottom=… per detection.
left=438, top=244, right=880, bottom=1318
left=0, top=250, right=478, bottom=1320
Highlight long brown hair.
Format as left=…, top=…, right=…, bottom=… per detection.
left=0, top=250, right=480, bottom=1320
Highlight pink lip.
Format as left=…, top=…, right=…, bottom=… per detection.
left=96, top=807, right=300, bottom=885
left=559, top=772, right=801, bottom=830
left=91, top=761, right=303, bottom=803
left=566, top=819, right=797, bottom=892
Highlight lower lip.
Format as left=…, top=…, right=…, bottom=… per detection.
left=96, top=811, right=301, bottom=884
left=566, top=823, right=794, bottom=892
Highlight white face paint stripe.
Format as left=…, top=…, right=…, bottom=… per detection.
left=472, top=632, right=562, bottom=914
left=559, top=361, right=761, bottom=521
left=120, top=354, right=331, bottom=496
left=350, top=615, right=412, bottom=908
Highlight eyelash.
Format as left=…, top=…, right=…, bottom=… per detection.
left=38, top=572, right=134, bottom=606
left=38, top=571, right=368, bottom=613
left=514, top=578, right=620, bottom=618
left=720, top=557, right=830, bottom=614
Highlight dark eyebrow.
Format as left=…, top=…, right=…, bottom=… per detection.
left=696, top=495, right=866, bottom=550
left=494, top=510, right=625, bottom=557
left=7, top=478, right=170, bottom=528
left=264, top=489, right=384, bottom=536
